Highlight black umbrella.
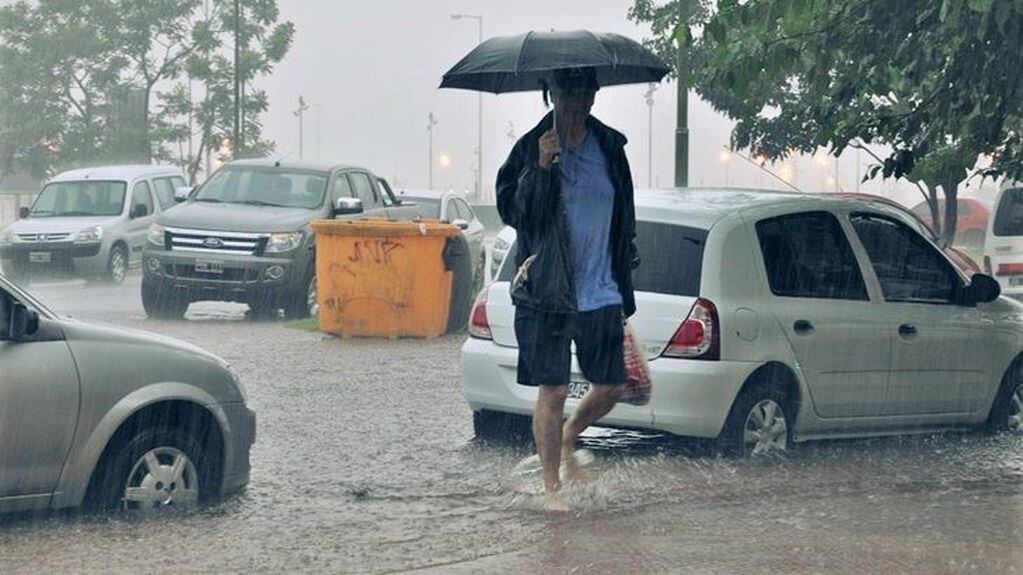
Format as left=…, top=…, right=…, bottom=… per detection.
left=439, top=30, right=670, bottom=93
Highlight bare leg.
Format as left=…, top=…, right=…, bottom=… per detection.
left=533, top=385, right=568, bottom=495
left=561, top=383, right=625, bottom=480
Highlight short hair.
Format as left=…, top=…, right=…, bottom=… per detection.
left=541, top=67, right=599, bottom=107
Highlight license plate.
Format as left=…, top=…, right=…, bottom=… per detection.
left=568, top=381, right=590, bottom=400
left=194, top=259, right=224, bottom=274
left=28, top=251, right=51, bottom=263
left=1010, top=277, right=1023, bottom=287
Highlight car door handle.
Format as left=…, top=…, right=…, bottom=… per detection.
left=898, top=324, right=918, bottom=337
left=793, top=319, right=814, bottom=335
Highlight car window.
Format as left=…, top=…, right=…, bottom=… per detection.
left=993, top=188, right=1023, bottom=236
left=411, top=197, right=441, bottom=218
left=195, top=166, right=328, bottom=209
left=170, top=176, right=187, bottom=189
left=152, top=177, right=177, bottom=209
left=498, top=221, right=707, bottom=297
left=755, top=211, right=869, bottom=301
left=349, top=172, right=380, bottom=208
left=850, top=213, right=961, bottom=304
left=331, top=174, right=355, bottom=203
left=131, top=181, right=154, bottom=215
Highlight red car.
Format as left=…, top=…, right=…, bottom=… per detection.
left=840, top=193, right=981, bottom=274
left=910, top=197, right=990, bottom=248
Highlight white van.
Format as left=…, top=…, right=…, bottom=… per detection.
left=0, top=165, right=187, bottom=284
left=983, top=187, right=1023, bottom=299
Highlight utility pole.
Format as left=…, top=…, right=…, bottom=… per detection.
left=645, top=83, right=657, bottom=188
left=294, top=96, right=310, bottom=158
left=233, top=0, right=242, bottom=158
left=427, top=112, right=437, bottom=189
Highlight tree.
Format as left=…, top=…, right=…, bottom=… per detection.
left=0, top=0, right=293, bottom=184
left=632, top=0, right=1023, bottom=245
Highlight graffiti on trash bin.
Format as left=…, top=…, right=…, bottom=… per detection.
left=347, top=239, right=404, bottom=266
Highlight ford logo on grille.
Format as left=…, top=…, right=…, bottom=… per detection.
left=203, top=237, right=224, bottom=249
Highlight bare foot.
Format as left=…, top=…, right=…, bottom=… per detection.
left=543, top=493, right=571, bottom=512
left=559, top=449, right=596, bottom=485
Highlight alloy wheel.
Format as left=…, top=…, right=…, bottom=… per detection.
left=110, top=249, right=127, bottom=283
left=122, top=446, right=199, bottom=510
left=743, top=399, right=788, bottom=455
left=1008, top=383, right=1023, bottom=431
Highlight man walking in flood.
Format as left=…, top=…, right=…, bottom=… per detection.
left=495, top=67, right=639, bottom=509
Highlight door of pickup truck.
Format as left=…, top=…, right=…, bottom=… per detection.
left=329, top=171, right=390, bottom=219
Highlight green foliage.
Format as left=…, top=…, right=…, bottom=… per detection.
left=0, top=0, right=293, bottom=184
left=632, top=0, right=1023, bottom=245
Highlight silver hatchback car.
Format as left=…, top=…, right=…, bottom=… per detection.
left=0, top=275, right=254, bottom=513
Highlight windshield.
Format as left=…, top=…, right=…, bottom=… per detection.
left=29, top=180, right=126, bottom=218
left=408, top=197, right=441, bottom=218
left=194, top=166, right=328, bottom=209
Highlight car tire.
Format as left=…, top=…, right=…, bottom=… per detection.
left=986, top=369, right=1023, bottom=433
left=472, top=409, right=532, bottom=443
left=718, top=383, right=792, bottom=457
left=283, top=269, right=316, bottom=320
left=90, top=426, right=213, bottom=512
left=106, top=244, right=128, bottom=284
left=141, top=277, right=189, bottom=319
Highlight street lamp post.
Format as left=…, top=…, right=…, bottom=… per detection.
left=427, top=112, right=438, bottom=189
left=293, top=95, right=310, bottom=159
left=644, top=83, right=658, bottom=188
left=451, top=13, right=483, bottom=203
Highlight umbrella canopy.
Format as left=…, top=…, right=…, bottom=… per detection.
left=439, top=30, right=670, bottom=93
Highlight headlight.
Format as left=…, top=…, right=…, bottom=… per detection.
left=74, top=225, right=102, bottom=243
left=147, top=223, right=166, bottom=246
left=0, top=231, right=13, bottom=247
left=264, top=231, right=303, bottom=253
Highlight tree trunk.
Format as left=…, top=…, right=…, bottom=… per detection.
left=927, top=187, right=942, bottom=242
left=941, top=180, right=959, bottom=247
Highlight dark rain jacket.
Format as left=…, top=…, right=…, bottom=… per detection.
left=496, top=111, right=638, bottom=317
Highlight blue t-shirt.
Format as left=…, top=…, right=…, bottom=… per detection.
left=560, top=130, right=622, bottom=312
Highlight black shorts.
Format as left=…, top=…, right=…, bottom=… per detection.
left=514, top=304, right=626, bottom=387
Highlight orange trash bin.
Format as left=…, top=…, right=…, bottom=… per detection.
left=311, top=219, right=461, bottom=339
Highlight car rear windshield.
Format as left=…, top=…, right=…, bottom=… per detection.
left=498, top=221, right=707, bottom=297
left=993, top=188, right=1023, bottom=237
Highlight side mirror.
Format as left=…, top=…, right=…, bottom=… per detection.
left=451, top=218, right=470, bottom=230
left=174, top=186, right=194, bottom=202
left=130, top=204, right=149, bottom=218
left=6, top=302, right=39, bottom=341
left=333, top=197, right=364, bottom=216
left=968, top=273, right=1001, bottom=305
left=18, top=207, right=29, bottom=219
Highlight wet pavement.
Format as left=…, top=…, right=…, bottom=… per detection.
left=1, top=274, right=1022, bottom=573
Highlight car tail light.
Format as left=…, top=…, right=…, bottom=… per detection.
left=662, top=298, right=720, bottom=360
left=468, top=290, right=492, bottom=340
left=997, top=263, right=1023, bottom=276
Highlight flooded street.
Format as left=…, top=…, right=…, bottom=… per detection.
left=0, top=275, right=1020, bottom=573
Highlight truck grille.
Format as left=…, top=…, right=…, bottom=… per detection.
left=165, top=227, right=266, bottom=255
left=17, top=233, right=71, bottom=242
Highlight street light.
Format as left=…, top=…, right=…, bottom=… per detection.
left=644, top=83, right=658, bottom=188
left=293, top=95, right=310, bottom=159
left=451, top=13, right=483, bottom=203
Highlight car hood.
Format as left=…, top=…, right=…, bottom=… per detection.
left=4, top=216, right=120, bottom=235
left=157, top=201, right=317, bottom=233
left=58, top=317, right=217, bottom=360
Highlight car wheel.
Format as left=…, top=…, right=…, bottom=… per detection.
left=986, top=372, right=1023, bottom=433
left=473, top=410, right=532, bottom=443
left=719, top=384, right=792, bottom=456
left=106, top=244, right=128, bottom=284
left=283, top=270, right=316, bottom=319
left=141, top=278, right=189, bottom=319
left=91, top=427, right=212, bottom=512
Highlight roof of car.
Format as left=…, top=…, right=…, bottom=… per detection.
left=50, top=164, right=183, bottom=183
left=228, top=158, right=361, bottom=172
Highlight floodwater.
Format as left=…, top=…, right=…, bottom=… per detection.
left=1, top=275, right=1021, bottom=573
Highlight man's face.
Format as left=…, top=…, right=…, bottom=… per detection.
left=551, top=85, right=596, bottom=124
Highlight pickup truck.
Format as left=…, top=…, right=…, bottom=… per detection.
left=140, top=159, right=420, bottom=319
